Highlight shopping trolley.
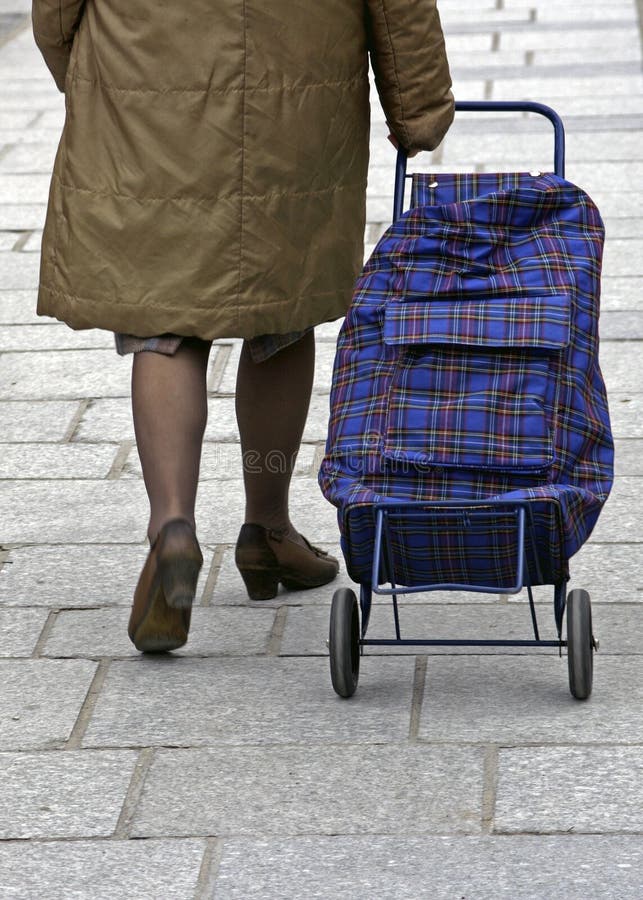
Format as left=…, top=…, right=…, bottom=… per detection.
left=319, top=101, right=614, bottom=700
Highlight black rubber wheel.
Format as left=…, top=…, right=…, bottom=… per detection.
left=329, top=588, right=360, bottom=698
left=567, top=588, right=594, bottom=700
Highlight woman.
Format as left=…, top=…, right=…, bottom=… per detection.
left=32, top=0, right=453, bottom=652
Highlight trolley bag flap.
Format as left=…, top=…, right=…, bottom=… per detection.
left=380, top=293, right=571, bottom=473
left=382, top=294, right=571, bottom=350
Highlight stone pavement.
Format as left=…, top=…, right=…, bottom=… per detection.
left=0, top=1, right=642, bottom=897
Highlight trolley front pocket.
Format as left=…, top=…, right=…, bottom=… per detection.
left=381, top=294, right=571, bottom=473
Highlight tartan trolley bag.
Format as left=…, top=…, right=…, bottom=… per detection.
left=319, top=102, right=614, bottom=700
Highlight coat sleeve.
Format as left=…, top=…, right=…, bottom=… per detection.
left=32, top=1, right=86, bottom=92
left=366, top=0, right=454, bottom=152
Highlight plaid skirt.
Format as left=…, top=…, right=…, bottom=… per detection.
left=114, top=328, right=310, bottom=364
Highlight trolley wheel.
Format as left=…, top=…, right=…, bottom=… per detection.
left=566, top=589, right=594, bottom=700
left=329, top=588, right=360, bottom=698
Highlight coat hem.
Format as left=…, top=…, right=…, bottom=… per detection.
left=37, top=283, right=352, bottom=342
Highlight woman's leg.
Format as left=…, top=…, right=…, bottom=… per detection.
left=127, top=338, right=210, bottom=651
left=235, top=331, right=315, bottom=534
left=234, top=331, right=338, bottom=600
left=131, top=338, right=211, bottom=542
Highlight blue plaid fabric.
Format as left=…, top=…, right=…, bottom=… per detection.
left=319, top=171, right=614, bottom=588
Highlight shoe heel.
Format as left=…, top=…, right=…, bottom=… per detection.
left=159, top=556, right=201, bottom=609
left=237, top=567, right=279, bottom=601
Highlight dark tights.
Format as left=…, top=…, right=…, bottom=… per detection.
left=132, top=332, right=315, bottom=543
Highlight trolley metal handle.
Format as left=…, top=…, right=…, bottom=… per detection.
left=393, top=100, right=566, bottom=220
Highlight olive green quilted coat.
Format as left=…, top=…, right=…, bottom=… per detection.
left=32, top=0, right=453, bottom=339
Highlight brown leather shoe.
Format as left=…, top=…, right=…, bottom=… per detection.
left=235, top=523, right=339, bottom=601
left=128, top=519, right=203, bottom=652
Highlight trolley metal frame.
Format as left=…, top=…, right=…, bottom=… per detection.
left=359, top=499, right=566, bottom=652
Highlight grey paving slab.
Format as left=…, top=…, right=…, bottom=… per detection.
left=43, top=605, right=275, bottom=658
left=493, top=75, right=642, bottom=100
left=583, top=190, right=643, bottom=219
left=367, top=194, right=398, bottom=222
left=455, top=61, right=642, bottom=83
left=0, top=110, right=35, bottom=130
left=0, top=606, right=48, bottom=656
left=313, top=317, right=342, bottom=342
left=20, top=227, right=42, bottom=250
left=0, top=480, right=149, bottom=543
left=517, top=541, right=643, bottom=605
left=567, top=164, right=643, bottom=197
left=0, top=442, right=119, bottom=479
left=535, top=2, right=636, bottom=22
left=448, top=79, right=487, bottom=102
left=438, top=127, right=642, bottom=168
left=0, top=129, right=60, bottom=146
left=0, top=230, right=16, bottom=249
left=213, top=835, right=643, bottom=900
left=0, top=63, right=63, bottom=84
left=0, top=749, right=137, bottom=839
left=600, top=312, right=643, bottom=341
left=0, top=323, right=112, bottom=350
left=447, top=49, right=530, bottom=69
left=495, top=746, right=643, bottom=834
left=602, top=239, right=643, bottom=278
left=0, top=0, right=30, bottom=13
left=0, top=173, right=51, bottom=204
left=0, top=399, right=78, bottom=440
left=604, top=348, right=643, bottom=398
left=498, top=27, right=638, bottom=53
left=36, top=109, right=66, bottom=130
left=534, top=44, right=642, bottom=65
left=0, top=287, right=39, bottom=322
left=601, top=279, right=643, bottom=312
left=81, top=656, right=415, bottom=748
left=0, top=94, right=61, bottom=115
left=590, top=476, right=642, bottom=543
left=0, top=202, right=45, bottom=228
left=0, top=92, right=62, bottom=112
left=133, top=744, right=484, bottom=838
left=443, top=33, right=493, bottom=54
left=441, top=5, right=532, bottom=26
left=0, top=659, right=96, bottom=750
left=0, top=839, right=207, bottom=900
left=614, top=439, right=643, bottom=475
left=0, top=246, right=39, bottom=287
left=71, top=397, right=135, bottom=442
left=0, top=349, right=132, bottom=400
left=0, top=543, right=160, bottom=608
left=418, top=656, right=643, bottom=744
left=603, top=219, right=643, bottom=240
left=568, top=132, right=643, bottom=162
left=0, top=75, right=58, bottom=92
left=281, top=601, right=643, bottom=657
left=608, top=392, right=643, bottom=438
